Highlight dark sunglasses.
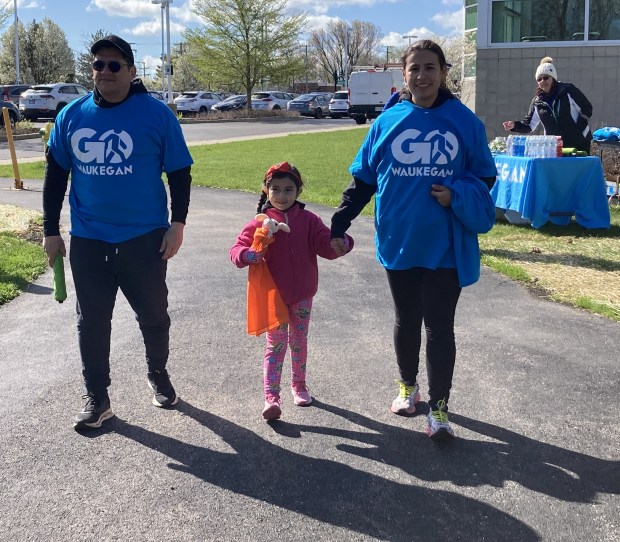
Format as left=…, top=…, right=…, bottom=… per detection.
left=92, top=60, right=128, bottom=73
left=537, top=75, right=550, bottom=82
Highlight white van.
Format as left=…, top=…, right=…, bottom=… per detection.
left=348, top=68, right=402, bottom=124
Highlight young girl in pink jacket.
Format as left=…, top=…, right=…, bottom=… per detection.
left=229, top=162, right=354, bottom=420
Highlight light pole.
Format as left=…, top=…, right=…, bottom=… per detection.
left=402, top=34, right=417, bottom=46
left=304, top=44, right=308, bottom=93
left=152, top=0, right=173, bottom=105
left=13, top=0, right=19, bottom=84
left=159, top=4, right=165, bottom=92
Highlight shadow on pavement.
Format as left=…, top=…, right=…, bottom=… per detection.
left=108, top=399, right=540, bottom=542
left=283, top=401, right=620, bottom=503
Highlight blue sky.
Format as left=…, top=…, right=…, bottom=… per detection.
left=11, top=0, right=464, bottom=75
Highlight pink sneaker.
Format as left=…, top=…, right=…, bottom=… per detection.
left=291, top=384, right=312, bottom=406
left=262, top=396, right=282, bottom=420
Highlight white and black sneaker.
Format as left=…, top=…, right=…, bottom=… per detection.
left=74, top=392, right=114, bottom=431
left=147, top=368, right=179, bottom=408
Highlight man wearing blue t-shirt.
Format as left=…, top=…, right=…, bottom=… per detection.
left=42, top=34, right=194, bottom=431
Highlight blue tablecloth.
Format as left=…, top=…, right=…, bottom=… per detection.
left=491, top=155, right=611, bottom=229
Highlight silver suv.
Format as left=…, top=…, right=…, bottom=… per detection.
left=251, top=91, right=295, bottom=111
left=174, top=91, right=223, bottom=116
left=19, top=83, right=89, bottom=120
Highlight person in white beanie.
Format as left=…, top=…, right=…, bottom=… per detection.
left=502, top=56, right=593, bottom=154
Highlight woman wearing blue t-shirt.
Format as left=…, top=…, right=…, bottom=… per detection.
left=330, top=40, right=496, bottom=442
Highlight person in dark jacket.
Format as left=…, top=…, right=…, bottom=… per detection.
left=502, top=56, right=593, bottom=154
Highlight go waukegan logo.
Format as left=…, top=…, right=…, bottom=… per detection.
left=390, top=129, right=458, bottom=177
left=71, top=128, right=134, bottom=175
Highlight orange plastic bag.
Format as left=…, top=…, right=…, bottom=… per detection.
left=247, top=262, right=289, bottom=336
left=246, top=225, right=289, bottom=336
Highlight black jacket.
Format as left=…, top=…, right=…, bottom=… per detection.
left=512, top=82, right=593, bottom=153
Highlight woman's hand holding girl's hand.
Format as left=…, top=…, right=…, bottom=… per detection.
left=431, top=184, right=451, bottom=207
left=331, top=238, right=348, bottom=256
left=502, top=121, right=515, bottom=131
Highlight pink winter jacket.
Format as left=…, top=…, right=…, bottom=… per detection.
left=229, top=203, right=354, bottom=305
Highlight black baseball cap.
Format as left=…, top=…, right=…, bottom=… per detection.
left=91, top=34, right=134, bottom=66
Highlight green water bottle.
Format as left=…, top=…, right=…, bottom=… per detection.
left=53, top=253, right=67, bottom=303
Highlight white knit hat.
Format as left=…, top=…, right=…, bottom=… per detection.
left=535, top=56, right=558, bottom=81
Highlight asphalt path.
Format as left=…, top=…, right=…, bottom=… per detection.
left=0, top=120, right=619, bottom=541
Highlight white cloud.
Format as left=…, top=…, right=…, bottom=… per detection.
left=431, top=8, right=463, bottom=34
left=141, top=54, right=161, bottom=70
left=87, top=0, right=160, bottom=18
left=127, top=20, right=162, bottom=36
left=305, top=14, right=341, bottom=31
left=17, top=0, right=43, bottom=8
left=380, top=27, right=435, bottom=47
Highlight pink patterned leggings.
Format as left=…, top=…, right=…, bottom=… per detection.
left=263, top=298, right=312, bottom=400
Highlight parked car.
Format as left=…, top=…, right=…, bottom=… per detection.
left=174, top=91, right=223, bottom=115
left=147, top=90, right=166, bottom=101
left=286, top=92, right=333, bottom=118
left=0, top=99, right=22, bottom=127
left=250, top=91, right=295, bottom=111
left=0, top=84, right=32, bottom=105
left=328, top=90, right=350, bottom=119
left=19, top=83, right=89, bottom=120
left=211, top=94, right=247, bottom=112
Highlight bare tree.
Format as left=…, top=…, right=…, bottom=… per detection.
left=308, top=20, right=382, bottom=85
left=185, top=0, right=306, bottom=109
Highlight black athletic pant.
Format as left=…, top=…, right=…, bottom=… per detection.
left=385, top=267, right=461, bottom=408
left=69, top=229, right=170, bottom=396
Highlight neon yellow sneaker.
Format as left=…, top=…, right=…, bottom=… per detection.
left=390, top=380, right=420, bottom=415
left=425, top=399, right=455, bottom=441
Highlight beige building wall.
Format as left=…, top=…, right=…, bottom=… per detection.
left=474, top=45, right=620, bottom=141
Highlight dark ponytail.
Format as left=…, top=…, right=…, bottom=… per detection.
left=256, top=191, right=268, bottom=213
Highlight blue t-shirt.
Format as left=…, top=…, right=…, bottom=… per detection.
left=350, top=98, right=496, bottom=275
left=49, top=92, right=194, bottom=243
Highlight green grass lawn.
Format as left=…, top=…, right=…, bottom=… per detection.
left=187, top=128, right=370, bottom=209
left=0, top=231, right=47, bottom=305
left=1, top=127, right=619, bottom=320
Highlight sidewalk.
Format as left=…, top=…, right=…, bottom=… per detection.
left=0, top=177, right=619, bottom=541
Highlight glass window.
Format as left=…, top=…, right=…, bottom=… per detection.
left=590, top=0, right=620, bottom=40
left=465, top=5, right=478, bottom=31
left=491, top=0, right=585, bottom=43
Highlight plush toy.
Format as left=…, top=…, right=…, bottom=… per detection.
left=247, top=213, right=291, bottom=336
left=251, top=213, right=291, bottom=253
